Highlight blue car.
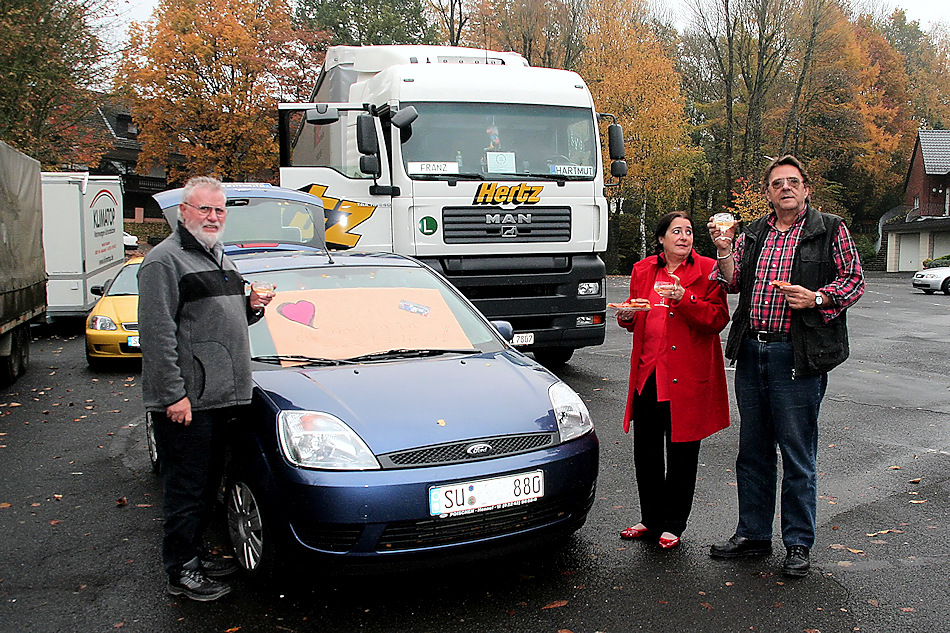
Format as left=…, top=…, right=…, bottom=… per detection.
left=217, top=249, right=597, bottom=574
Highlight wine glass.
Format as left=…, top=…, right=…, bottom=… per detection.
left=712, top=212, right=735, bottom=241
left=654, top=281, right=673, bottom=307
left=250, top=281, right=276, bottom=299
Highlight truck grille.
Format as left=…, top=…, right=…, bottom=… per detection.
left=442, top=206, right=571, bottom=243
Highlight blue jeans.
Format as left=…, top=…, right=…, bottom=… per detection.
left=734, top=339, right=826, bottom=548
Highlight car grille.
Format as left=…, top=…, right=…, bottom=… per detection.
left=442, top=206, right=571, bottom=243
left=123, top=322, right=138, bottom=331
left=293, top=523, right=364, bottom=552
left=377, top=433, right=556, bottom=468
left=376, top=495, right=580, bottom=551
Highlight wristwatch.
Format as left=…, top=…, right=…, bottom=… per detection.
left=814, top=292, right=824, bottom=307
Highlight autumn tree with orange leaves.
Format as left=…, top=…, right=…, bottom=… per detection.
left=115, top=0, right=325, bottom=182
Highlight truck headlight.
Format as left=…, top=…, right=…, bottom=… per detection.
left=577, top=281, right=601, bottom=296
left=549, top=381, right=593, bottom=442
left=278, top=410, right=380, bottom=470
left=88, top=315, right=117, bottom=330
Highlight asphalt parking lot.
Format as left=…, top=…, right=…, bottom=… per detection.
left=1, top=271, right=948, bottom=633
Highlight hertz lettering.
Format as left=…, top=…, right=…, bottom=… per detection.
left=473, top=183, right=543, bottom=206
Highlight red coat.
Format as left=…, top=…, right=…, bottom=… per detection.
left=619, top=251, right=731, bottom=442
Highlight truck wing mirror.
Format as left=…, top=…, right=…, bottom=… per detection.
left=305, top=104, right=340, bottom=125
left=356, top=114, right=379, bottom=155
left=607, top=123, right=625, bottom=160
left=360, top=155, right=381, bottom=177
left=611, top=160, right=628, bottom=178
left=390, top=106, right=418, bottom=129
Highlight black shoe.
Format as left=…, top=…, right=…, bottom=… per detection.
left=783, top=545, right=810, bottom=577
left=167, top=558, right=232, bottom=602
left=201, top=555, right=238, bottom=579
left=710, top=534, right=773, bottom=558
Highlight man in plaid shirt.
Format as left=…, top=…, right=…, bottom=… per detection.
left=706, top=155, right=864, bottom=577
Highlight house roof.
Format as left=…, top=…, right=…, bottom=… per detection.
left=918, top=129, right=950, bottom=175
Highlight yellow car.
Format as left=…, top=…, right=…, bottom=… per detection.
left=85, top=257, right=143, bottom=367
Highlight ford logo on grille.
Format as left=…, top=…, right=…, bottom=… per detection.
left=465, top=443, right=493, bottom=456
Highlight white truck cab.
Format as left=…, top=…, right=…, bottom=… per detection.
left=278, top=45, right=626, bottom=366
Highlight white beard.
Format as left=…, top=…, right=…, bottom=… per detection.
left=184, top=220, right=223, bottom=248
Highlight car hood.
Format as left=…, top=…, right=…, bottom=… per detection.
left=252, top=351, right=561, bottom=455
left=92, top=295, right=139, bottom=325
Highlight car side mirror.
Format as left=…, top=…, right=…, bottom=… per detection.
left=491, top=320, right=514, bottom=342
left=91, top=285, right=105, bottom=297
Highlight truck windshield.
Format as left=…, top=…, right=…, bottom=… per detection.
left=400, top=102, right=597, bottom=181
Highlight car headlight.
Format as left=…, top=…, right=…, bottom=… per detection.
left=88, top=315, right=117, bottom=330
left=278, top=410, right=380, bottom=470
left=549, top=381, right=593, bottom=442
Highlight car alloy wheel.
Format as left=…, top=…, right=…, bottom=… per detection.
left=226, top=480, right=268, bottom=573
left=144, top=412, right=161, bottom=474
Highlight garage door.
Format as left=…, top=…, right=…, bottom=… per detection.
left=933, top=232, right=950, bottom=260
left=898, top=233, right=920, bottom=271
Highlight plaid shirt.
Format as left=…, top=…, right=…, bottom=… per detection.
left=720, top=209, right=865, bottom=332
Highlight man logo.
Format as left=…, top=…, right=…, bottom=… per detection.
left=465, top=443, right=493, bottom=456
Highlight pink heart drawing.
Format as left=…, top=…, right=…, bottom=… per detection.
left=277, top=300, right=316, bottom=328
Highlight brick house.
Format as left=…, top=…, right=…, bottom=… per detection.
left=883, top=129, right=950, bottom=271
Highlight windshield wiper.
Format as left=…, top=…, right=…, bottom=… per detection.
left=252, top=354, right=355, bottom=367
left=344, top=348, right=479, bottom=362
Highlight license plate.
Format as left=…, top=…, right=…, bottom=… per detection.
left=429, top=470, right=544, bottom=516
left=127, top=336, right=140, bottom=348
left=511, top=332, right=534, bottom=346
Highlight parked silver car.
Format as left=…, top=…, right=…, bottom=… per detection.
left=912, top=266, right=950, bottom=294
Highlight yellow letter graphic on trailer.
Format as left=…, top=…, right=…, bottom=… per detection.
left=305, top=184, right=376, bottom=249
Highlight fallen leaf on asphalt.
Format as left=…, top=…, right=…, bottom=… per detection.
left=0, top=502, right=11, bottom=508
left=135, top=504, right=152, bottom=508
left=49, top=520, right=61, bottom=525
left=805, top=629, right=820, bottom=633
left=225, top=628, right=241, bottom=633
left=908, top=478, right=921, bottom=484
left=829, top=543, right=846, bottom=550
left=900, top=607, right=915, bottom=612
left=868, top=599, right=880, bottom=607
left=909, top=500, right=927, bottom=504
left=700, top=602, right=713, bottom=610
left=557, top=629, right=574, bottom=633
left=847, top=548, right=864, bottom=554
left=116, top=497, right=128, bottom=507
left=113, top=623, right=124, bottom=629
left=888, top=465, right=901, bottom=470
left=541, top=600, right=568, bottom=610
left=866, top=529, right=903, bottom=537
left=837, top=561, right=853, bottom=567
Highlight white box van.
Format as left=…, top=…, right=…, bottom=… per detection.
left=41, top=173, right=124, bottom=317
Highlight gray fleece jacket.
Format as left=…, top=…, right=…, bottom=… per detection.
left=138, top=222, right=261, bottom=413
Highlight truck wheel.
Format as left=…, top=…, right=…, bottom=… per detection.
left=532, top=347, right=574, bottom=368
left=1, top=325, right=29, bottom=386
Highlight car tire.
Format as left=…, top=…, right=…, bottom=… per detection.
left=532, top=347, right=575, bottom=369
left=942, top=278, right=950, bottom=295
left=226, top=478, right=279, bottom=580
left=144, top=412, right=162, bottom=475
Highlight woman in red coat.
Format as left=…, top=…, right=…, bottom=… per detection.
left=616, top=212, right=730, bottom=549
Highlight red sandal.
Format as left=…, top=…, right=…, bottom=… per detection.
left=619, top=524, right=650, bottom=540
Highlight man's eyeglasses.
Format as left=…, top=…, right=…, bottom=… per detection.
left=182, top=201, right=227, bottom=216
left=768, top=177, right=804, bottom=190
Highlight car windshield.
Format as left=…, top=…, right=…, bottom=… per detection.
left=106, top=263, right=140, bottom=296
left=246, top=264, right=505, bottom=365
left=400, top=102, right=597, bottom=180
left=221, top=197, right=324, bottom=246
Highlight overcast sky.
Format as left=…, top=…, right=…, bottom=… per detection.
left=110, top=0, right=946, bottom=45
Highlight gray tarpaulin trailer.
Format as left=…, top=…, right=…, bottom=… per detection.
left=0, top=141, right=46, bottom=385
